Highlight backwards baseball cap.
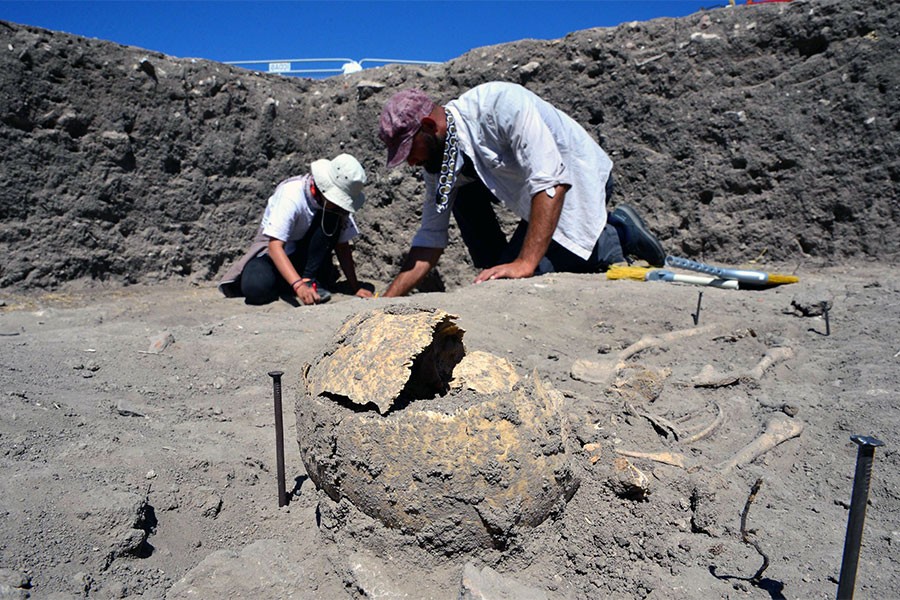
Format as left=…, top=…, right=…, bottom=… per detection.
left=378, top=89, right=436, bottom=168
left=310, top=153, right=367, bottom=213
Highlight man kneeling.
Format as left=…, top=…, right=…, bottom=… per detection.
left=377, top=82, right=666, bottom=296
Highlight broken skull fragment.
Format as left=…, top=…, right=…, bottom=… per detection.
left=295, top=306, right=579, bottom=553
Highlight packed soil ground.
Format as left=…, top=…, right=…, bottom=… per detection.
left=1, top=263, right=899, bottom=599
left=1, top=0, right=899, bottom=597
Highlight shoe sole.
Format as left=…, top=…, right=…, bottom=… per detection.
left=615, top=204, right=666, bottom=267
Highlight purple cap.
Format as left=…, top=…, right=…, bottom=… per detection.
left=378, top=89, right=436, bottom=168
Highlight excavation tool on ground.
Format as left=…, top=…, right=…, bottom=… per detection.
left=665, top=256, right=799, bottom=286
left=607, top=265, right=739, bottom=288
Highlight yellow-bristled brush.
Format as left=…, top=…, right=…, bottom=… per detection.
left=606, top=265, right=656, bottom=281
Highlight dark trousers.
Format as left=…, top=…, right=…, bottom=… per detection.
left=240, top=210, right=341, bottom=305
left=451, top=178, right=624, bottom=275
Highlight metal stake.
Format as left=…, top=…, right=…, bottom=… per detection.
left=268, top=370, right=288, bottom=507
left=836, top=435, right=884, bottom=600
left=823, top=302, right=831, bottom=336
left=692, top=291, right=704, bottom=326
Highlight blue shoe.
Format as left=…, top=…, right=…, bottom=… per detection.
left=608, top=204, right=666, bottom=267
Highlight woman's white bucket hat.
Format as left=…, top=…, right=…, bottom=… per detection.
left=310, top=153, right=367, bottom=213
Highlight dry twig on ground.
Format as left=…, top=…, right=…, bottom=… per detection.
left=741, top=477, right=770, bottom=583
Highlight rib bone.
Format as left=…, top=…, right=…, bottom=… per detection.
left=683, top=402, right=725, bottom=444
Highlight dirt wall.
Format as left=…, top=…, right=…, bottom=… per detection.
left=0, top=0, right=897, bottom=292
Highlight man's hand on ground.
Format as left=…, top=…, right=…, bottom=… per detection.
left=474, top=259, right=535, bottom=283
left=354, top=287, right=375, bottom=299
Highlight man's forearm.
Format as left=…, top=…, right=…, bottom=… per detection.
left=383, top=246, right=443, bottom=297
left=519, top=187, right=566, bottom=270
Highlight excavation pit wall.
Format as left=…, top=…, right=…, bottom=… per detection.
left=295, top=306, right=579, bottom=554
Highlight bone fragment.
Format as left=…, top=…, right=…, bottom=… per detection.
left=625, top=401, right=682, bottom=440
left=713, top=328, right=756, bottom=343
left=692, top=346, right=794, bottom=388
left=717, top=415, right=804, bottom=475
left=611, top=366, right=671, bottom=404
left=571, top=324, right=720, bottom=385
left=609, top=457, right=651, bottom=499
left=583, top=442, right=603, bottom=464
left=675, top=412, right=695, bottom=424
left=615, top=449, right=688, bottom=469
left=683, top=402, right=725, bottom=444
left=614, top=324, right=721, bottom=371
left=570, top=359, right=616, bottom=385
left=746, top=347, right=795, bottom=381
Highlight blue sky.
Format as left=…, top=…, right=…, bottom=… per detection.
left=1, top=1, right=726, bottom=75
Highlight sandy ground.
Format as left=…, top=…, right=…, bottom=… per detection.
left=1, top=263, right=898, bottom=599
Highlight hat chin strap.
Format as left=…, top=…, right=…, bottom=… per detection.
left=310, top=180, right=343, bottom=237
left=320, top=206, right=341, bottom=237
